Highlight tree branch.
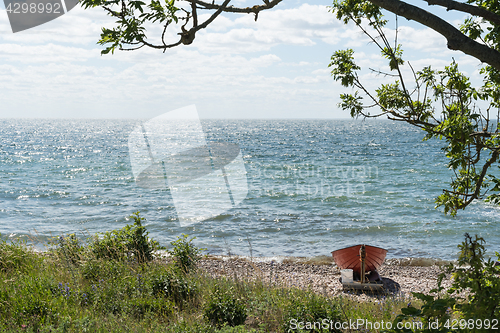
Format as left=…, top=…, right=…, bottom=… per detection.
left=424, top=0, right=500, bottom=26
left=191, top=1, right=198, bottom=27
left=191, top=0, right=283, bottom=14
left=194, top=0, right=231, bottom=31
left=461, top=149, right=500, bottom=208
left=368, top=0, right=500, bottom=71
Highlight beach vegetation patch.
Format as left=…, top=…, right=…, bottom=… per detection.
left=167, top=233, right=204, bottom=273
left=3, top=214, right=488, bottom=332
left=87, top=211, right=164, bottom=263
left=51, top=233, right=84, bottom=266
left=148, top=264, right=199, bottom=305
left=204, top=283, right=247, bottom=327
left=0, top=236, right=40, bottom=272
left=281, top=289, right=342, bottom=332
left=388, top=233, right=500, bottom=332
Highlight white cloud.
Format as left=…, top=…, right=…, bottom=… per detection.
left=194, top=4, right=344, bottom=53
left=396, top=26, right=447, bottom=53
left=0, top=1, right=489, bottom=119
left=0, top=43, right=99, bottom=63
left=0, top=7, right=111, bottom=44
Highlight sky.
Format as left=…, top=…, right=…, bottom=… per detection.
left=0, top=0, right=488, bottom=119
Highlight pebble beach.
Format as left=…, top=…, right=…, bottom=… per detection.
left=198, top=256, right=454, bottom=302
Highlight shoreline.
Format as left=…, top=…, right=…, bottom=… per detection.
left=197, top=255, right=454, bottom=302
left=199, top=253, right=454, bottom=267
left=30, top=242, right=457, bottom=266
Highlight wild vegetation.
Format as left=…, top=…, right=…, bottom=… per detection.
left=0, top=213, right=498, bottom=332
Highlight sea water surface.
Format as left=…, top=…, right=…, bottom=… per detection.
left=1, top=119, right=499, bottom=260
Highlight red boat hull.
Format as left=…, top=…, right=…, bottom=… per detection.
left=331, top=245, right=387, bottom=274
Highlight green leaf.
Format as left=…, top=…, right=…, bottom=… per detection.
left=400, top=307, right=421, bottom=316
left=329, top=49, right=360, bottom=87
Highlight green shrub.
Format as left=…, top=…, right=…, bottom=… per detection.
left=388, top=233, right=500, bottom=332
left=0, top=236, right=39, bottom=272
left=0, top=289, right=9, bottom=315
left=167, top=320, right=215, bottom=333
left=126, top=297, right=174, bottom=319
left=167, top=234, right=204, bottom=273
left=218, top=325, right=259, bottom=333
left=148, top=265, right=198, bottom=304
left=81, top=258, right=129, bottom=282
left=79, top=271, right=133, bottom=315
left=281, top=290, right=341, bottom=333
left=50, top=233, right=84, bottom=266
left=449, top=234, right=500, bottom=319
left=88, top=211, right=164, bottom=263
left=204, top=285, right=247, bottom=327
left=72, top=316, right=97, bottom=332
left=93, top=284, right=124, bottom=315
left=8, top=275, right=57, bottom=328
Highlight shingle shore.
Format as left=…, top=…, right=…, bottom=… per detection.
left=197, top=256, right=454, bottom=302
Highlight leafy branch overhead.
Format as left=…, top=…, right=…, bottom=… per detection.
left=80, top=0, right=283, bottom=54
left=329, top=0, right=500, bottom=215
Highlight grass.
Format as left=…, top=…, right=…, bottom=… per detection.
left=0, top=221, right=424, bottom=333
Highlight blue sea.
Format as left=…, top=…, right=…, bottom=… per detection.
left=1, top=119, right=499, bottom=260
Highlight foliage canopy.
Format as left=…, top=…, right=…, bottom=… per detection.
left=329, top=0, right=500, bottom=215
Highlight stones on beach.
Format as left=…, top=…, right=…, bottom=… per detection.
left=196, top=256, right=453, bottom=302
